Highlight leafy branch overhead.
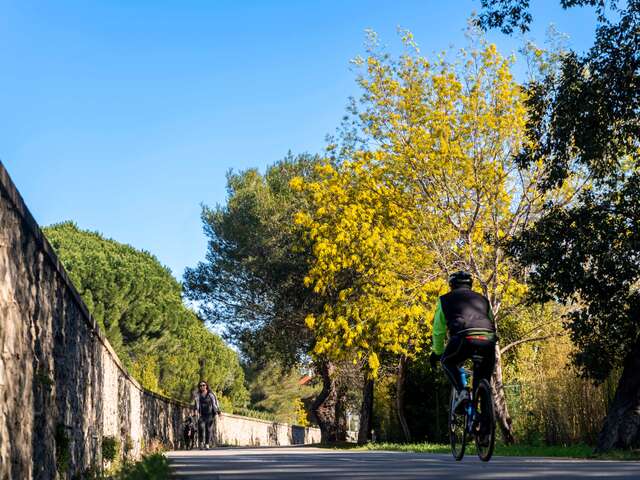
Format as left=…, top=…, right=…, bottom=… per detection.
left=480, top=0, right=640, bottom=451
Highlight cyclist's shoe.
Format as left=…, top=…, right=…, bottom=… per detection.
left=453, top=389, right=470, bottom=414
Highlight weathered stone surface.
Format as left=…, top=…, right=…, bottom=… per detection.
left=216, top=414, right=321, bottom=447
left=0, top=162, right=321, bottom=479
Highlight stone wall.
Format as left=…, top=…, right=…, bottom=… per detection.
left=216, top=414, right=321, bottom=446
left=0, top=162, right=320, bottom=480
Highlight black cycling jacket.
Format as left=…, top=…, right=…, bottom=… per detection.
left=432, top=286, right=495, bottom=355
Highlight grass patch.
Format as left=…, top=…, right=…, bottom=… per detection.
left=591, top=449, right=640, bottom=461
left=494, top=444, right=593, bottom=458
left=353, top=442, right=451, bottom=455
left=322, top=442, right=640, bottom=460
left=115, top=453, right=170, bottom=480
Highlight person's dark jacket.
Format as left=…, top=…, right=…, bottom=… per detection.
left=194, top=391, right=221, bottom=417
left=432, top=286, right=495, bottom=355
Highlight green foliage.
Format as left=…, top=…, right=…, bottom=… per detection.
left=335, top=441, right=606, bottom=458
left=232, top=407, right=280, bottom=422
left=54, top=423, right=71, bottom=474
left=403, top=354, right=450, bottom=443
left=157, top=316, right=249, bottom=406
left=102, top=436, right=120, bottom=463
left=511, top=184, right=640, bottom=380
left=506, top=336, right=616, bottom=445
left=245, top=361, right=319, bottom=425
left=115, top=454, right=170, bottom=480
left=83, top=453, right=170, bottom=480
left=44, top=222, right=182, bottom=355
left=478, top=0, right=610, bottom=35
left=44, top=222, right=248, bottom=406
left=129, top=353, right=162, bottom=394
left=183, top=153, right=325, bottom=367
left=371, top=374, right=402, bottom=442
left=504, top=0, right=640, bottom=381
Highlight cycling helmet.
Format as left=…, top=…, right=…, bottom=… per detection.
left=448, top=270, right=472, bottom=289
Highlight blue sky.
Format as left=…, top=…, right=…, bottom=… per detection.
left=1, top=1, right=599, bottom=279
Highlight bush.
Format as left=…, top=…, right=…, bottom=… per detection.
left=54, top=424, right=71, bottom=474
left=403, top=354, right=449, bottom=443
left=116, top=454, right=171, bottom=480
left=102, top=436, right=120, bottom=462
left=372, top=374, right=403, bottom=442
left=233, top=407, right=280, bottom=422
left=506, top=334, right=617, bottom=445
left=244, top=362, right=318, bottom=425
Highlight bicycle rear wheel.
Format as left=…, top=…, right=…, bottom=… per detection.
left=449, top=387, right=467, bottom=461
left=474, top=379, right=495, bottom=462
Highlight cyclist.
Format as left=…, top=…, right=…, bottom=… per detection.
left=429, top=271, right=497, bottom=412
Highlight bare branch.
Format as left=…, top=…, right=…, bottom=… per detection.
left=500, top=331, right=567, bottom=355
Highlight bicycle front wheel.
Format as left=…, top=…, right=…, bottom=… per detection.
left=474, top=379, right=495, bottom=462
left=449, top=387, right=467, bottom=461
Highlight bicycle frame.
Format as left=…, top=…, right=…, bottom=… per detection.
left=459, top=367, right=476, bottom=434
left=451, top=363, right=496, bottom=462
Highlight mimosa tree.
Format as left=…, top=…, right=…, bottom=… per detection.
left=300, top=31, right=570, bottom=442
left=292, top=153, right=441, bottom=441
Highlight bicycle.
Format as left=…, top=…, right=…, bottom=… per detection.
left=448, top=354, right=496, bottom=462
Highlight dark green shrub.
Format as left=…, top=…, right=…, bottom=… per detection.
left=116, top=454, right=170, bottom=480
left=102, top=436, right=120, bottom=462
left=55, top=423, right=71, bottom=474
left=123, top=436, right=134, bottom=458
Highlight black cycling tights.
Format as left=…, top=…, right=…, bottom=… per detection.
left=441, top=335, right=496, bottom=392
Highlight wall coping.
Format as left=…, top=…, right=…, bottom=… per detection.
left=218, top=412, right=321, bottom=430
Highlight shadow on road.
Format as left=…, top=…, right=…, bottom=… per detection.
left=167, top=447, right=640, bottom=480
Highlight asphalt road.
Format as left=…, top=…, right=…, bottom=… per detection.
left=166, top=446, right=640, bottom=479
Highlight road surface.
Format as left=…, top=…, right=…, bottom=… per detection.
left=166, top=446, right=639, bottom=479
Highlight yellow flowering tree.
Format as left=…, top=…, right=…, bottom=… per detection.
left=343, top=30, right=574, bottom=443
left=292, top=152, right=441, bottom=441
left=298, top=31, right=572, bottom=442
left=293, top=155, right=437, bottom=370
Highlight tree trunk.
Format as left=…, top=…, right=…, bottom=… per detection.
left=312, top=360, right=338, bottom=444
left=335, top=383, right=348, bottom=442
left=435, top=382, right=441, bottom=442
left=199, top=358, right=206, bottom=381
left=492, top=345, right=515, bottom=444
left=396, top=356, right=411, bottom=442
left=596, top=336, right=640, bottom=452
left=358, top=376, right=375, bottom=444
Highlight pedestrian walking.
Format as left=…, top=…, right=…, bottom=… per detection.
left=194, top=380, right=221, bottom=449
